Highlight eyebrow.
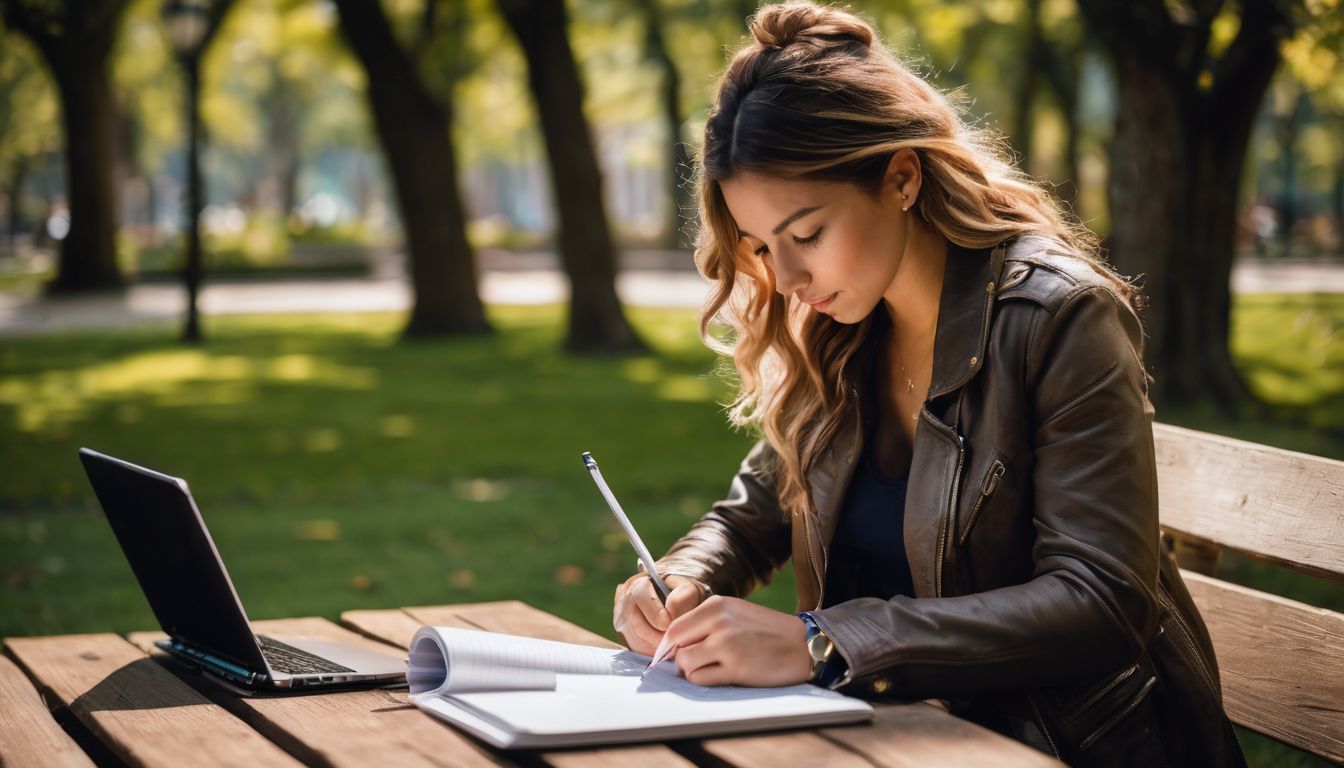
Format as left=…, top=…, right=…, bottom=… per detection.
left=738, top=205, right=823, bottom=240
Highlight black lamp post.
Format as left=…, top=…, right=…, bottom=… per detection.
left=163, top=0, right=210, bottom=343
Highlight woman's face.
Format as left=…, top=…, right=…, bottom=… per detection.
left=720, top=169, right=911, bottom=324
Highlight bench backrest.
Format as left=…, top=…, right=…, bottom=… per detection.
left=1153, top=423, right=1344, bottom=763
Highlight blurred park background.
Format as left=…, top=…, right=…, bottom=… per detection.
left=1, top=0, right=1342, bottom=763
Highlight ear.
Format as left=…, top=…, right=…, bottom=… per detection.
left=882, top=148, right=922, bottom=209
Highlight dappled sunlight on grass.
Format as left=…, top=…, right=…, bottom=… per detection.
left=0, top=347, right=379, bottom=433
left=657, top=375, right=715, bottom=402
left=1232, top=294, right=1344, bottom=420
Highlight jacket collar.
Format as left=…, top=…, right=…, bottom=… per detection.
left=927, top=239, right=1007, bottom=400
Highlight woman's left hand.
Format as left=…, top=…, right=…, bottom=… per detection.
left=660, top=595, right=813, bottom=687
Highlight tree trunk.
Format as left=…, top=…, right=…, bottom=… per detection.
left=633, top=0, right=693, bottom=249
left=7, top=156, right=26, bottom=252
left=47, top=51, right=123, bottom=292
left=1012, top=0, right=1044, bottom=173
left=1334, top=152, right=1344, bottom=241
left=497, top=0, right=644, bottom=354
left=332, top=0, right=490, bottom=338
left=1274, top=90, right=1308, bottom=257
left=180, top=56, right=204, bottom=343
left=1104, top=55, right=1187, bottom=402
left=1078, top=0, right=1294, bottom=412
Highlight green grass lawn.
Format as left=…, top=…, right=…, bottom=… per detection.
left=2, top=294, right=1341, bottom=766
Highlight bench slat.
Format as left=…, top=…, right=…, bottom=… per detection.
left=820, top=701, right=1063, bottom=766
left=0, top=653, right=95, bottom=768
left=126, top=618, right=508, bottom=767
left=1183, top=569, right=1344, bottom=762
left=346, top=604, right=695, bottom=767
left=1155, top=423, right=1344, bottom=581
left=4, top=633, right=302, bottom=768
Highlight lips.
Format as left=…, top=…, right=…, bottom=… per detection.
left=802, top=292, right=837, bottom=311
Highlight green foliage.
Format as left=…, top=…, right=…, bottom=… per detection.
left=0, top=23, right=59, bottom=180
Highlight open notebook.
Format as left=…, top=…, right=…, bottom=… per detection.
left=406, top=626, right=874, bottom=749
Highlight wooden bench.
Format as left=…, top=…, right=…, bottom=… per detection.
left=1154, top=423, right=1344, bottom=763
left=1, top=600, right=1062, bottom=767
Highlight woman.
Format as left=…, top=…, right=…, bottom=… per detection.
left=612, top=2, right=1246, bottom=765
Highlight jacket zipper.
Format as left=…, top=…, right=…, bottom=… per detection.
left=957, top=457, right=1006, bottom=547
left=935, top=433, right=966, bottom=598
left=1027, top=692, right=1063, bottom=759
left=1158, top=585, right=1219, bottom=699
left=804, top=512, right=825, bottom=611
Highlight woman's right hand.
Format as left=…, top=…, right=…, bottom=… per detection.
left=613, top=572, right=706, bottom=655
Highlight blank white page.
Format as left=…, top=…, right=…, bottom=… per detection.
left=408, top=626, right=643, bottom=694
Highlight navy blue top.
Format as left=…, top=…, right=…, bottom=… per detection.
left=823, top=429, right=916, bottom=605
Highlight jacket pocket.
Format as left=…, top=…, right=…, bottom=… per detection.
left=1048, top=653, right=1164, bottom=756
left=956, top=453, right=1008, bottom=546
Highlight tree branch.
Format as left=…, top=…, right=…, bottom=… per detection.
left=1209, top=0, right=1295, bottom=115
left=0, top=0, right=59, bottom=57
left=1075, top=0, right=1181, bottom=74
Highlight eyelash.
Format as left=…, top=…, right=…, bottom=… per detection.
left=754, top=228, right=824, bottom=256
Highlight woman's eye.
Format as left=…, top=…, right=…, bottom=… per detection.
left=794, top=228, right=823, bottom=248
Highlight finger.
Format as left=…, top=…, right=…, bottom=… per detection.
left=636, top=582, right=671, bottom=631
left=621, top=604, right=665, bottom=652
left=683, top=660, right=731, bottom=687
left=612, top=583, right=628, bottom=631
left=664, top=581, right=702, bottom=620
left=663, top=595, right=720, bottom=649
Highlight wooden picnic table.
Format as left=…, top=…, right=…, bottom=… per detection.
left=1, top=600, right=1062, bottom=767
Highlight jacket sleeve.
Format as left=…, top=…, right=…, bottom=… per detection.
left=653, top=439, right=793, bottom=600
left=813, top=285, right=1162, bottom=698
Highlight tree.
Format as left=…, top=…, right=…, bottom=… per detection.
left=331, top=0, right=490, bottom=338
left=1074, top=0, right=1333, bottom=410
left=1, top=0, right=133, bottom=291
left=0, top=25, right=59, bottom=251
left=496, top=0, right=645, bottom=354
left=629, top=0, right=694, bottom=248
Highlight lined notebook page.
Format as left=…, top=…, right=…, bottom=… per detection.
left=408, top=626, right=646, bottom=694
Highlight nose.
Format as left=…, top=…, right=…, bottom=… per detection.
left=769, top=250, right=809, bottom=297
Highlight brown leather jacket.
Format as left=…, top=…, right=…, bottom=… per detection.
left=654, top=235, right=1247, bottom=766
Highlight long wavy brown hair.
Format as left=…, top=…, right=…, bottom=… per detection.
left=693, top=0, right=1139, bottom=521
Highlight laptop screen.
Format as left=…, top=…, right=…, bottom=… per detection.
left=78, top=449, right=270, bottom=674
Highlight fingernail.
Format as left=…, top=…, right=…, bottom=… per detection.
left=647, top=633, right=673, bottom=669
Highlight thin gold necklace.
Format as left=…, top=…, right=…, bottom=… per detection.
left=892, top=336, right=931, bottom=422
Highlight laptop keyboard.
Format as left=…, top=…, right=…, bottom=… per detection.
left=257, top=635, right=356, bottom=675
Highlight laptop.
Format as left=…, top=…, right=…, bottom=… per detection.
left=78, top=447, right=407, bottom=693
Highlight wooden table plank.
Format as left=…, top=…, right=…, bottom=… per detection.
left=344, top=604, right=695, bottom=767
left=126, top=617, right=508, bottom=768
left=403, top=600, right=619, bottom=647
left=4, top=633, right=301, bottom=768
left=820, top=701, right=1063, bottom=767
left=0, top=653, right=96, bottom=768
left=340, top=608, right=424, bottom=649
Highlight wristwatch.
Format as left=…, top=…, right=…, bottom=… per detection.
left=801, top=613, right=833, bottom=685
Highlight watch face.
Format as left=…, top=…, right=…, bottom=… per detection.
left=807, top=632, right=833, bottom=662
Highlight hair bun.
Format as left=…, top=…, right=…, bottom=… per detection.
left=749, top=2, right=874, bottom=51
